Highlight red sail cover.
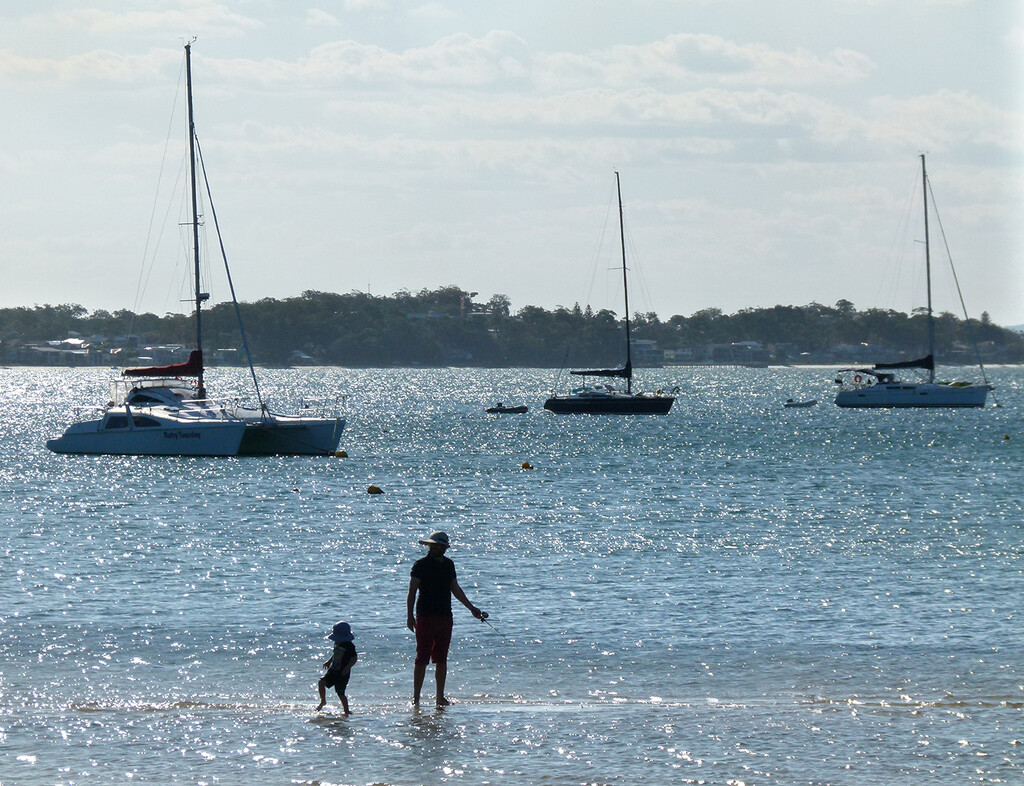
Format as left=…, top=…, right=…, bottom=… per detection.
left=123, top=349, right=204, bottom=378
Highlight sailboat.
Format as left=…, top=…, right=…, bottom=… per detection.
left=47, top=42, right=345, bottom=455
left=834, top=155, right=991, bottom=408
left=46, top=351, right=247, bottom=456
left=544, top=173, right=675, bottom=415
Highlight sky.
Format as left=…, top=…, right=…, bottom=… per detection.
left=2, top=0, right=1022, bottom=326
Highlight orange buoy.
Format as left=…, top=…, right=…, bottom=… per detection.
left=521, top=461, right=534, bottom=470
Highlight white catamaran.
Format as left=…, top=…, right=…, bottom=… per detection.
left=47, top=42, right=345, bottom=455
left=833, top=155, right=992, bottom=409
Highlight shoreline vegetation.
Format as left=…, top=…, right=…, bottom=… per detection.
left=2, top=287, right=1022, bottom=368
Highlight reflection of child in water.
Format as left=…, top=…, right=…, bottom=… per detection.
left=317, top=622, right=357, bottom=714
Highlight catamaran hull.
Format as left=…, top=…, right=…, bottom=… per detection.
left=237, top=417, right=345, bottom=455
left=835, top=384, right=989, bottom=408
left=544, top=396, right=674, bottom=414
left=46, top=421, right=246, bottom=456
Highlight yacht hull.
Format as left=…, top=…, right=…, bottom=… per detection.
left=835, top=383, right=989, bottom=408
left=544, top=395, right=674, bottom=414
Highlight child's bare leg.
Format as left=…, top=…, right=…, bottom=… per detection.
left=341, top=694, right=350, bottom=715
left=316, top=678, right=327, bottom=711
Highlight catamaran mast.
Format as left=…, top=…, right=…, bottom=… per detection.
left=185, top=41, right=208, bottom=397
left=921, top=153, right=935, bottom=384
left=615, top=171, right=633, bottom=394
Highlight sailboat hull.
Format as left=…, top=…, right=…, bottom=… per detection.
left=236, top=415, right=346, bottom=455
left=835, top=383, right=989, bottom=408
left=46, top=414, right=246, bottom=456
left=544, top=395, right=674, bottom=414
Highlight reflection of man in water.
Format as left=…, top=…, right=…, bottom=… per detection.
left=406, top=531, right=485, bottom=707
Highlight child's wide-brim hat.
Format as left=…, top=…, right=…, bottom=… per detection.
left=328, top=622, right=354, bottom=642
left=419, top=531, right=450, bottom=547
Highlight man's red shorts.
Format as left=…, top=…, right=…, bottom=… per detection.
left=415, top=615, right=453, bottom=666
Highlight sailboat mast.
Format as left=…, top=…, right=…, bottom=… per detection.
left=921, top=153, right=935, bottom=384
left=185, top=42, right=207, bottom=396
left=615, top=172, right=633, bottom=394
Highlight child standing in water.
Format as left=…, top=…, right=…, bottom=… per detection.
left=317, top=622, right=357, bottom=714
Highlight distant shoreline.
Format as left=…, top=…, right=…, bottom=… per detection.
left=3, top=362, right=1019, bottom=371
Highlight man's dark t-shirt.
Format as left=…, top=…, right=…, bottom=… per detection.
left=411, top=556, right=457, bottom=617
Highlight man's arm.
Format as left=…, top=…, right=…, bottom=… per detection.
left=451, top=579, right=484, bottom=619
left=407, top=577, right=421, bottom=631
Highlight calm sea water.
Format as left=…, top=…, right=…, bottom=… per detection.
left=1, top=365, right=1022, bottom=785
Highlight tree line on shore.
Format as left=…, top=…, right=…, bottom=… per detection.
left=1, top=286, right=1022, bottom=367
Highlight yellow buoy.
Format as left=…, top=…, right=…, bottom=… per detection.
left=335, top=450, right=348, bottom=457
left=368, top=484, right=383, bottom=494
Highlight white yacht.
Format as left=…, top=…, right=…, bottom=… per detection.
left=834, top=155, right=991, bottom=409
left=834, top=366, right=989, bottom=408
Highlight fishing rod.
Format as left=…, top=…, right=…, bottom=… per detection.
left=478, top=611, right=513, bottom=643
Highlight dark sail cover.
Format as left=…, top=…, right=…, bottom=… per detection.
left=570, top=360, right=632, bottom=379
left=874, top=354, right=934, bottom=371
left=124, top=349, right=204, bottom=378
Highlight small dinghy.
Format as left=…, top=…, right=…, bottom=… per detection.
left=486, top=403, right=528, bottom=414
left=784, top=398, right=817, bottom=408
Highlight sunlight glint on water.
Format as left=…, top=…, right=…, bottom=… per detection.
left=1, top=366, right=1022, bottom=784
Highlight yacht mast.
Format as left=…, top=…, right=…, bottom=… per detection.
left=185, top=41, right=208, bottom=397
left=921, top=153, right=935, bottom=384
left=615, top=172, right=633, bottom=394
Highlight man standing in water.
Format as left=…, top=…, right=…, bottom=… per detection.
left=407, top=531, right=486, bottom=707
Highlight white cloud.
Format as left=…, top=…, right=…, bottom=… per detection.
left=0, top=49, right=175, bottom=83
left=203, top=30, right=532, bottom=89
left=0, top=30, right=873, bottom=95
left=305, top=9, right=342, bottom=28
left=868, top=91, right=1024, bottom=152
left=542, top=34, right=876, bottom=90
left=176, top=31, right=876, bottom=92
left=22, top=3, right=262, bottom=36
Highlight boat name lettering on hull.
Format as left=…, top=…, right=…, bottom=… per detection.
left=164, top=431, right=202, bottom=440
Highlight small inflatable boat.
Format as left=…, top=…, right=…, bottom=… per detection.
left=783, top=398, right=817, bottom=408
left=486, top=403, right=528, bottom=414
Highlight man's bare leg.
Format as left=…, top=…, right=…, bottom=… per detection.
left=413, top=663, right=427, bottom=706
left=435, top=661, right=450, bottom=707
